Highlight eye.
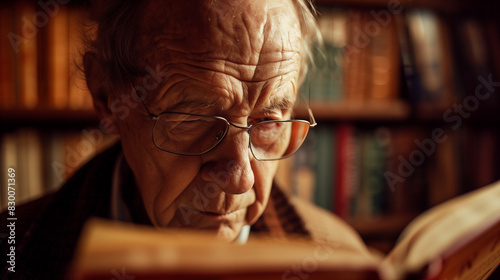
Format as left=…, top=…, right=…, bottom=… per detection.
left=249, top=116, right=281, bottom=126
left=251, top=121, right=284, bottom=145
left=157, top=114, right=216, bottom=141
left=161, top=120, right=202, bottom=136
left=261, top=117, right=277, bottom=122
left=175, top=120, right=205, bottom=130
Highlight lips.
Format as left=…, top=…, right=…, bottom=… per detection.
left=199, top=209, right=241, bottom=221
left=202, top=211, right=233, bottom=216
left=191, top=191, right=254, bottom=214
left=163, top=185, right=257, bottom=229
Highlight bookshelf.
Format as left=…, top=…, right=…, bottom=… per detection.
left=0, top=0, right=118, bottom=210
left=314, top=0, right=500, bottom=14
left=279, top=0, right=500, bottom=254
left=0, top=109, right=98, bottom=124
left=1, top=0, right=499, bottom=255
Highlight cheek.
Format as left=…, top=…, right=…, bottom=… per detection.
left=246, top=160, right=279, bottom=224
left=118, top=116, right=202, bottom=226
left=119, top=118, right=157, bottom=182
left=254, top=161, right=279, bottom=189
left=150, top=156, right=202, bottom=222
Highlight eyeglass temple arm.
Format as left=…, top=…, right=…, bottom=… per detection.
left=302, top=83, right=317, bottom=127
left=307, top=107, right=317, bottom=127
left=300, top=85, right=317, bottom=127
left=129, top=82, right=159, bottom=120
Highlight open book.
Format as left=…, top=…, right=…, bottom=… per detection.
left=71, top=181, right=500, bottom=280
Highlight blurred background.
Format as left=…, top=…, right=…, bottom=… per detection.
left=1, top=0, right=500, bottom=254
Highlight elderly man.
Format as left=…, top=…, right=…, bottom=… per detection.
left=1, top=0, right=369, bottom=279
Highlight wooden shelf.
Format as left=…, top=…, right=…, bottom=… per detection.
left=314, top=0, right=499, bottom=14
left=414, top=103, right=500, bottom=123
left=0, top=109, right=99, bottom=124
left=295, top=100, right=411, bottom=121
left=315, top=0, right=456, bottom=12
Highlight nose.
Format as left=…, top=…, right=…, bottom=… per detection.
left=200, top=127, right=255, bottom=194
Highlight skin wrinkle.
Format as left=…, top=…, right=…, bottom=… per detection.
left=165, top=51, right=299, bottom=83
left=141, top=1, right=293, bottom=81
left=145, top=68, right=230, bottom=115
left=240, top=7, right=265, bottom=67
left=211, top=0, right=245, bottom=23
left=168, top=49, right=298, bottom=67
left=149, top=102, right=258, bottom=227
left=154, top=156, right=204, bottom=224
left=147, top=57, right=299, bottom=117
left=218, top=1, right=265, bottom=67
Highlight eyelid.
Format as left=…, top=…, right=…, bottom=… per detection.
left=250, top=111, right=284, bottom=124
left=262, top=107, right=294, bottom=119
left=164, top=99, right=221, bottom=115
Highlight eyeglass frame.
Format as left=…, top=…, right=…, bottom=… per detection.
left=129, top=82, right=317, bottom=161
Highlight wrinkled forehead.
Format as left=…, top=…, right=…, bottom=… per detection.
left=137, top=0, right=301, bottom=67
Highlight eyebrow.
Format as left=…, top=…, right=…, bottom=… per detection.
left=260, top=95, right=295, bottom=113
left=162, top=93, right=295, bottom=115
left=163, top=99, right=221, bottom=114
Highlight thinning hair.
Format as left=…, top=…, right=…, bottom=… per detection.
left=83, top=0, right=321, bottom=93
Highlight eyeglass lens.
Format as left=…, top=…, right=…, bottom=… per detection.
left=152, top=113, right=310, bottom=160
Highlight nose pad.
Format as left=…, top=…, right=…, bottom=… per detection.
left=215, top=130, right=225, bottom=141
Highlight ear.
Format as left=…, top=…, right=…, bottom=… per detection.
left=83, top=52, right=120, bottom=134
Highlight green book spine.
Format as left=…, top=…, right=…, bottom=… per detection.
left=313, top=125, right=335, bottom=211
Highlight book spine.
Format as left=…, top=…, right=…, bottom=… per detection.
left=68, top=6, right=93, bottom=110
left=335, top=123, right=350, bottom=218
left=317, top=8, right=347, bottom=102
left=312, top=125, right=334, bottom=211
left=15, top=0, right=38, bottom=109
left=0, top=133, right=18, bottom=210
left=344, top=9, right=367, bottom=104
left=44, top=131, right=65, bottom=191
left=0, top=3, right=16, bottom=109
left=24, top=129, right=44, bottom=200
left=291, top=130, right=316, bottom=203
left=48, top=4, right=69, bottom=109
left=405, top=9, right=446, bottom=104
left=395, top=12, right=424, bottom=104
left=369, top=127, right=391, bottom=215
left=366, top=14, right=400, bottom=101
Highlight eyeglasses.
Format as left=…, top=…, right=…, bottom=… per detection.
left=129, top=83, right=317, bottom=161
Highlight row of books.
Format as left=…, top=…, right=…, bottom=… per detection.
left=2, top=3, right=499, bottom=112
left=276, top=124, right=500, bottom=219
left=0, top=128, right=117, bottom=210
left=0, top=0, right=93, bottom=111
left=301, top=7, right=500, bottom=107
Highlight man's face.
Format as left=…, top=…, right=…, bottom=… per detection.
left=117, top=0, right=302, bottom=241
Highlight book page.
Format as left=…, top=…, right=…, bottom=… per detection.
left=429, top=223, right=500, bottom=280
left=383, top=180, right=500, bottom=279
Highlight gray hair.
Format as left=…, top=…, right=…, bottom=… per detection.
left=290, top=0, right=322, bottom=85
left=83, top=0, right=321, bottom=92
